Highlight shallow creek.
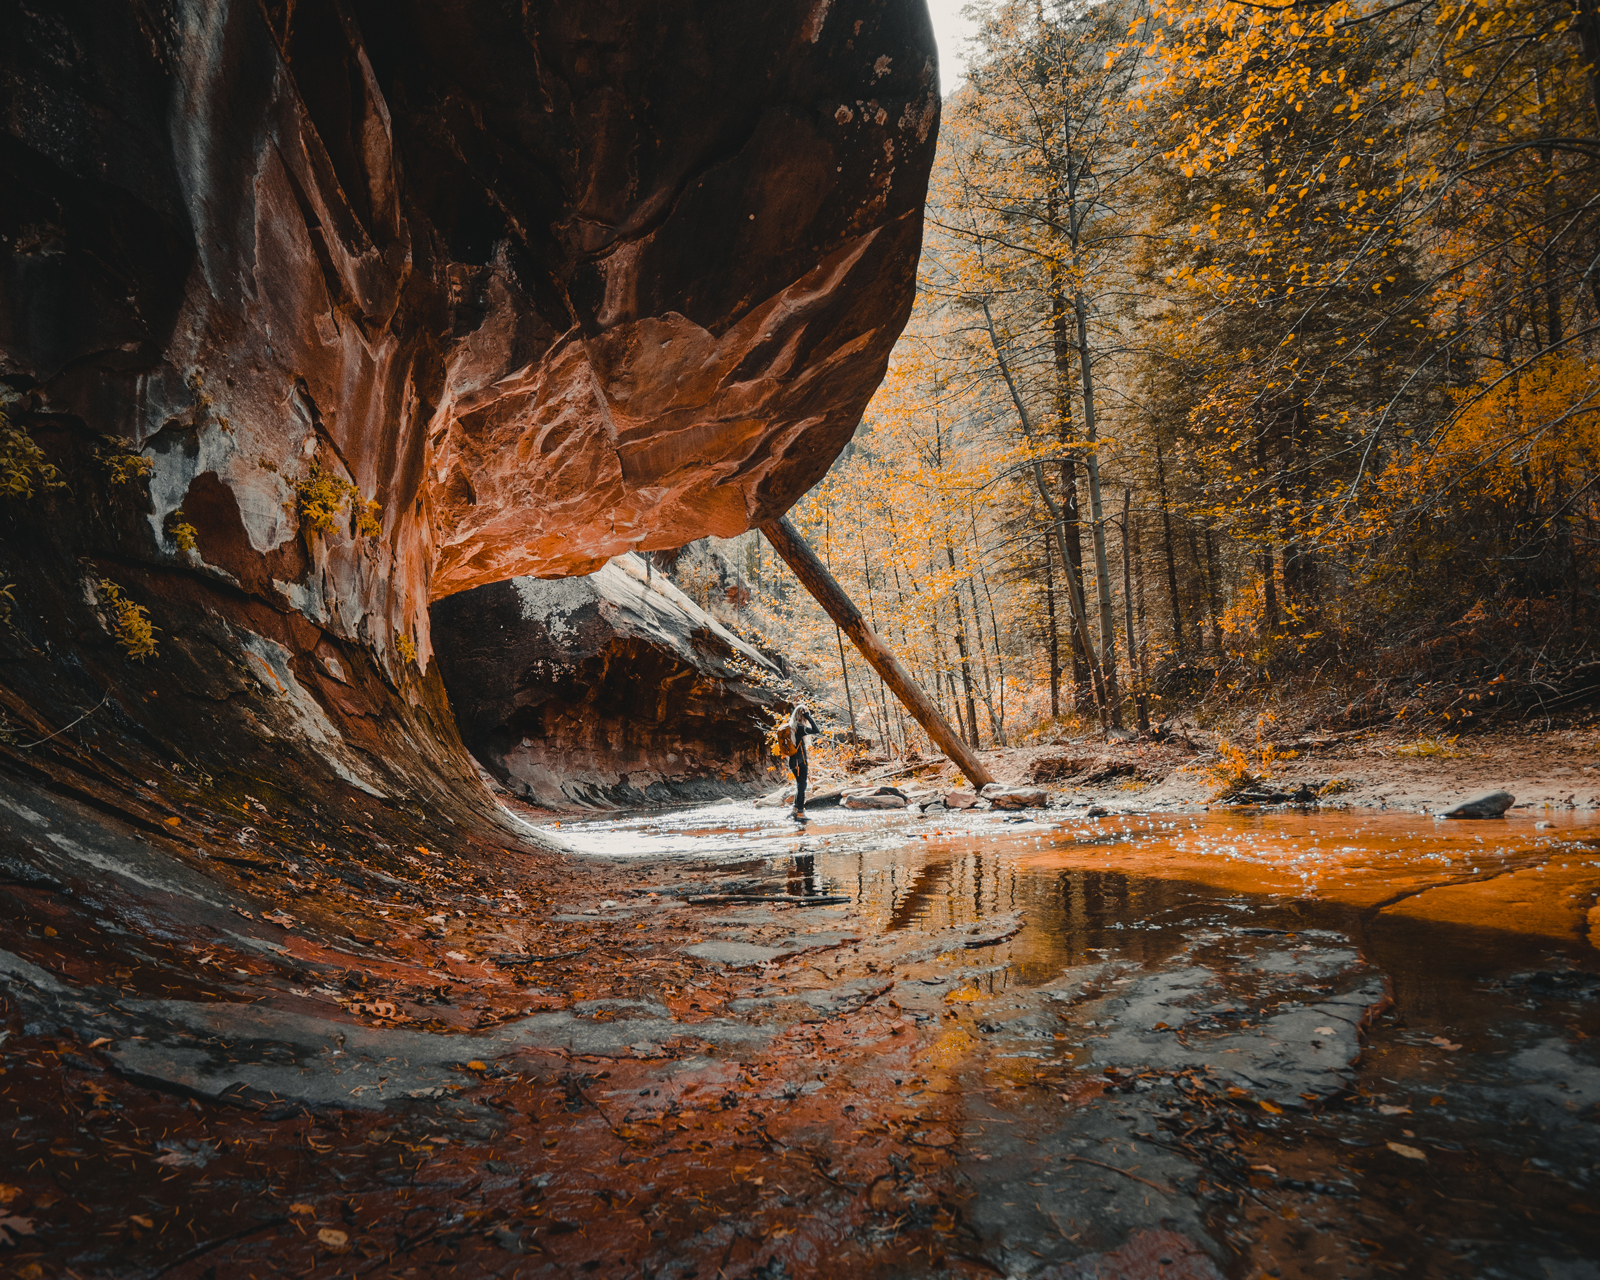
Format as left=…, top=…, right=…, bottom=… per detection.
left=6, top=787, right=1600, bottom=1279
left=553, top=801, right=1600, bottom=1279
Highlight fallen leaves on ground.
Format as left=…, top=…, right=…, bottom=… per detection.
left=0, top=1214, right=35, bottom=1245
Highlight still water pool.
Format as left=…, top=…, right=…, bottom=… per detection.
left=554, top=801, right=1600, bottom=1278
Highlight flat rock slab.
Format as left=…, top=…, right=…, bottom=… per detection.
left=685, top=930, right=860, bottom=967
left=985, top=786, right=1049, bottom=809
left=0, top=947, right=771, bottom=1110
left=1040, top=930, right=1389, bottom=1107
left=727, top=977, right=891, bottom=1017
left=1032, top=1230, right=1225, bottom=1280
left=944, top=790, right=981, bottom=809
left=1441, top=789, right=1515, bottom=818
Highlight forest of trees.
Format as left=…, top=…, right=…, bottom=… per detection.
left=740, top=0, right=1600, bottom=752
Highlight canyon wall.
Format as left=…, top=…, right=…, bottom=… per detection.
left=0, top=0, right=937, bottom=835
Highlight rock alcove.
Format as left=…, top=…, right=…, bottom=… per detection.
left=431, top=553, right=787, bottom=808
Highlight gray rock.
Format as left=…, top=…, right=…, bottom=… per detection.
left=70, top=979, right=774, bottom=1109
left=944, top=790, right=981, bottom=809
left=984, top=786, right=1048, bottom=809
left=842, top=792, right=908, bottom=810
left=1441, top=789, right=1514, bottom=818
left=1073, top=933, right=1389, bottom=1107
left=684, top=940, right=784, bottom=966
left=685, top=929, right=860, bottom=967
left=756, top=785, right=844, bottom=809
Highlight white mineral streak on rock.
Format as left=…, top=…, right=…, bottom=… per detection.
left=806, top=0, right=833, bottom=42
left=594, top=554, right=775, bottom=673
left=237, top=632, right=387, bottom=798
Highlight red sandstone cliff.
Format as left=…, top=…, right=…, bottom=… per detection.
left=0, top=0, right=936, bottom=836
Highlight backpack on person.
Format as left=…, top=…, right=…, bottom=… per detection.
left=775, top=720, right=797, bottom=757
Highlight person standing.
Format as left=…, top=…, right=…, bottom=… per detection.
left=782, top=704, right=820, bottom=820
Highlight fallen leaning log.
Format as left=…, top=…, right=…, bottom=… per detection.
left=759, top=516, right=996, bottom=789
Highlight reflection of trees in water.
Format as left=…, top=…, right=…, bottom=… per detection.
left=809, top=841, right=1223, bottom=975
left=1040, top=869, right=1198, bottom=971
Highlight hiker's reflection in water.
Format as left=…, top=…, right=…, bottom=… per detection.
left=787, top=852, right=817, bottom=898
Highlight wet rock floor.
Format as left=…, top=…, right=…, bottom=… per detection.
left=3, top=783, right=1599, bottom=1279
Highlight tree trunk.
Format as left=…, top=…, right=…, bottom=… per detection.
left=1043, top=532, right=1061, bottom=718
left=1047, top=199, right=1092, bottom=715
left=761, top=517, right=994, bottom=786
left=1575, top=0, right=1600, bottom=134
left=1133, top=510, right=1151, bottom=716
left=836, top=625, right=857, bottom=738
left=946, top=670, right=967, bottom=745
left=977, top=298, right=1110, bottom=728
left=1122, top=490, right=1150, bottom=733
left=963, top=570, right=1002, bottom=745
left=1203, top=527, right=1224, bottom=652
left=1073, top=291, right=1121, bottom=726
left=1261, top=546, right=1278, bottom=635
left=1061, top=459, right=1093, bottom=710
left=969, top=511, right=1008, bottom=745
left=945, top=544, right=982, bottom=748
left=1154, top=435, right=1186, bottom=657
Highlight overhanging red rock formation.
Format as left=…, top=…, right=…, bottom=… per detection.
left=0, top=0, right=936, bottom=829
left=2, top=0, right=936, bottom=667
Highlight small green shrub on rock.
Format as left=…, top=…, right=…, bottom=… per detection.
left=1, top=410, right=63, bottom=500
left=296, top=459, right=383, bottom=539
left=98, top=436, right=154, bottom=486
left=95, top=579, right=159, bottom=661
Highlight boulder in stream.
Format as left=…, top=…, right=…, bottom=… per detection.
left=754, top=785, right=844, bottom=809
left=1441, top=790, right=1515, bottom=818
left=983, top=784, right=1049, bottom=809
left=843, top=788, right=909, bottom=810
